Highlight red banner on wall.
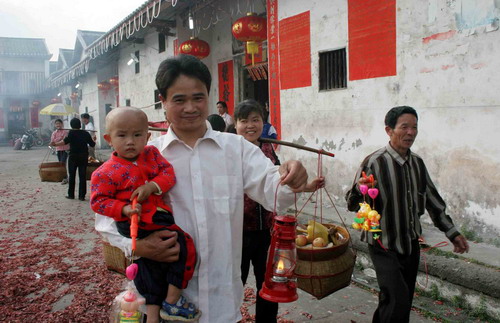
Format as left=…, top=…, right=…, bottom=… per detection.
left=0, top=109, right=4, bottom=129
left=279, top=11, right=311, bottom=90
left=218, top=60, right=234, bottom=115
left=348, top=0, right=396, bottom=80
left=173, top=38, right=179, bottom=56
left=267, top=0, right=281, bottom=139
left=30, top=107, right=39, bottom=128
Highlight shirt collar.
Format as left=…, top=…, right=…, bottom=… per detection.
left=386, top=143, right=410, bottom=166
left=158, top=120, right=222, bottom=152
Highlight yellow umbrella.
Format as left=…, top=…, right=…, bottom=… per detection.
left=39, top=103, right=76, bottom=116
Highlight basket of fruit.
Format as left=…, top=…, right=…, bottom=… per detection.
left=294, top=221, right=356, bottom=299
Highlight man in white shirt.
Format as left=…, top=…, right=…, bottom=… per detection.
left=95, top=55, right=308, bottom=323
left=81, top=113, right=96, bottom=158
left=216, top=101, right=234, bottom=130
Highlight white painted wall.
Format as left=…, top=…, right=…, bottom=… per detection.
left=276, top=0, right=500, bottom=239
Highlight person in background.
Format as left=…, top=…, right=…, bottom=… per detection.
left=234, top=99, right=324, bottom=322
left=50, top=119, right=69, bottom=184
left=95, top=54, right=309, bottom=323
left=261, top=107, right=278, bottom=140
left=216, top=101, right=233, bottom=130
left=81, top=113, right=97, bottom=159
left=206, top=114, right=226, bottom=132
left=50, top=118, right=95, bottom=201
left=345, top=106, right=469, bottom=323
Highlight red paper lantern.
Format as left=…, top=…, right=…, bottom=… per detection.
left=98, top=81, right=112, bottom=91
left=232, top=13, right=267, bottom=65
left=179, top=37, right=210, bottom=59
left=32, top=100, right=41, bottom=107
left=109, top=76, right=119, bottom=87
left=51, top=97, right=62, bottom=104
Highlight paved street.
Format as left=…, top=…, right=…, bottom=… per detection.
left=0, top=146, right=473, bottom=322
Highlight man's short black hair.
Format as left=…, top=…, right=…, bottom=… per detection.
left=385, top=106, right=418, bottom=129
left=216, top=101, right=228, bottom=109
left=234, top=99, right=264, bottom=121
left=81, top=113, right=90, bottom=119
left=155, top=55, right=212, bottom=98
left=207, top=114, right=226, bottom=132
left=70, top=117, right=81, bottom=129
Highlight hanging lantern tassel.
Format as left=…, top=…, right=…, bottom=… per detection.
left=246, top=41, right=259, bottom=66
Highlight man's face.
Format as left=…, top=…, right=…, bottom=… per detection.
left=386, top=113, right=418, bottom=156
left=162, top=74, right=209, bottom=137
left=217, top=103, right=226, bottom=116
left=82, top=118, right=89, bottom=125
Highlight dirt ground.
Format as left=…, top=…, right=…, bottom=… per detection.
left=0, top=146, right=123, bottom=322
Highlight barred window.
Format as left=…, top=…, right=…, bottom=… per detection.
left=319, top=48, right=347, bottom=91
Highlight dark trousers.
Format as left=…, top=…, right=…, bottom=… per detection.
left=56, top=150, right=68, bottom=163
left=369, top=239, right=420, bottom=323
left=241, top=229, right=279, bottom=323
left=67, top=153, right=88, bottom=199
left=117, top=211, right=196, bottom=305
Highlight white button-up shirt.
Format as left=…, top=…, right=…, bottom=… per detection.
left=220, top=112, right=234, bottom=128
left=95, top=124, right=296, bottom=322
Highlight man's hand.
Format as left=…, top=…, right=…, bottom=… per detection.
left=131, top=182, right=158, bottom=203
left=279, top=160, right=308, bottom=193
left=135, top=230, right=180, bottom=262
left=304, top=176, right=325, bottom=192
left=452, top=234, right=469, bottom=254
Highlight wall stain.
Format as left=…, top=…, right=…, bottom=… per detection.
left=293, top=135, right=307, bottom=147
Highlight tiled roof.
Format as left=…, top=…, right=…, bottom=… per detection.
left=0, top=37, right=51, bottom=57
left=78, top=30, right=106, bottom=48
left=59, top=48, right=74, bottom=67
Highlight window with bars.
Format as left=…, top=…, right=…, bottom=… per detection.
left=154, top=90, right=162, bottom=109
left=319, top=48, right=347, bottom=91
left=135, top=50, right=140, bottom=74
left=158, top=33, right=166, bottom=53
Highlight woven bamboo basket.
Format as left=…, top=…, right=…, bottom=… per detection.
left=86, top=161, right=104, bottom=180
left=102, top=241, right=127, bottom=275
left=295, top=224, right=356, bottom=299
left=39, top=162, right=67, bottom=182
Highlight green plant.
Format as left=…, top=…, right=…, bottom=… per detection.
left=460, top=223, right=483, bottom=243
left=469, top=296, right=488, bottom=321
left=451, top=295, right=465, bottom=308
left=429, top=283, right=442, bottom=301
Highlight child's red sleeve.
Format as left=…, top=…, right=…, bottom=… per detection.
left=148, top=146, right=176, bottom=193
left=90, top=164, right=129, bottom=221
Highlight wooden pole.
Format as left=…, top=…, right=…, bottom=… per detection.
left=259, top=138, right=335, bottom=157
left=147, top=127, right=335, bottom=157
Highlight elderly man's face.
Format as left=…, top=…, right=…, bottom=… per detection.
left=162, top=74, right=209, bottom=139
left=386, top=113, right=418, bottom=156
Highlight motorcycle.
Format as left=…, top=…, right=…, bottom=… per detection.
left=20, top=129, right=37, bottom=150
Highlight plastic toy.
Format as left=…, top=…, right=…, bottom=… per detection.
left=352, top=172, right=382, bottom=239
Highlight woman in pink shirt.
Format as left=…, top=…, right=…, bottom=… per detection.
left=50, top=119, right=69, bottom=183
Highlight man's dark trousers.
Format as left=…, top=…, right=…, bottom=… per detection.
left=369, top=239, right=420, bottom=323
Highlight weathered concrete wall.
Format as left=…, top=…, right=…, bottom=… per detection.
left=277, top=0, right=500, bottom=241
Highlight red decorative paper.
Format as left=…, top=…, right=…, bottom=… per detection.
left=267, top=0, right=281, bottom=139
left=173, top=38, right=179, bottom=56
left=348, top=0, right=396, bottom=80
left=0, top=108, right=4, bottom=128
left=218, top=60, right=234, bottom=115
left=30, top=107, right=39, bottom=128
left=279, top=11, right=311, bottom=90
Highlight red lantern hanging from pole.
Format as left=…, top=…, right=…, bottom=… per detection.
left=232, top=13, right=267, bottom=66
left=259, top=215, right=298, bottom=303
left=98, top=81, right=112, bottom=98
left=109, top=76, right=119, bottom=88
left=179, top=37, right=210, bottom=59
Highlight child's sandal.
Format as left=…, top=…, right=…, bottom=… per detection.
left=160, top=295, right=201, bottom=322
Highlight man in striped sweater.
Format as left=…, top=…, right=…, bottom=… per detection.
left=346, top=106, right=469, bottom=323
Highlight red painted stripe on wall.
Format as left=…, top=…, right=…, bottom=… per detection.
left=267, top=0, right=281, bottom=139
left=348, top=0, right=397, bottom=81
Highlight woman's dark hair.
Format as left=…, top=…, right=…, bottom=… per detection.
left=70, top=118, right=81, bottom=129
left=225, top=123, right=237, bottom=134
left=207, top=114, right=226, bottom=132
left=234, top=99, right=264, bottom=122
left=156, top=55, right=212, bottom=98
left=384, top=106, right=418, bottom=129
left=54, top=119, right=63, bottom=124
left=216, top=101, right=228, bottom=109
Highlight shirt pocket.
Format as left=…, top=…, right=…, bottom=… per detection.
left=417, top=191, right=426, bottom=215
left=212, top=175, right=238, bottom=215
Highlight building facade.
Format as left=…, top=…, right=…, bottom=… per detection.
left=48, top=0, right=500, bottom=240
